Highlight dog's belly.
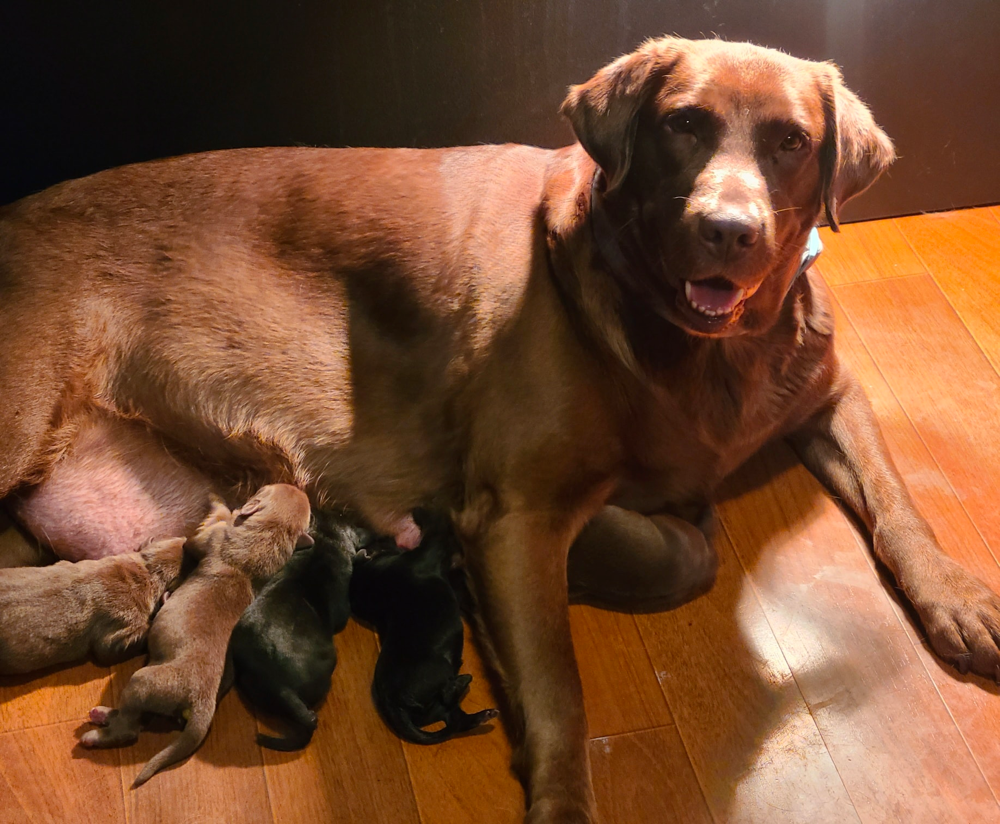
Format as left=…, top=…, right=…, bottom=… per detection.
left=14, top=411, right=214, bottom=561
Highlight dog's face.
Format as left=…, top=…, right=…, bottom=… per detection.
left=562, top=37, right=895, bottom=338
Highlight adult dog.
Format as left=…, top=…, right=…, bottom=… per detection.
left=2, top=36, right=998, bottom=822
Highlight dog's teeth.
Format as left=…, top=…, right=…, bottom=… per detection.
left=683, top=283, right=746, bottom=318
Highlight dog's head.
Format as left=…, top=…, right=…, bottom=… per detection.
left=233, top=483, right=313, bottom=548
left=561, top=36, right=894, bottom=338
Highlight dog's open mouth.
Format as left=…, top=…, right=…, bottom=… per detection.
left=682, top=277, right=746, bottom=319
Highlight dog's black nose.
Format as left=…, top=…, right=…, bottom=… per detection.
left=698, top=213, right=761, bottom=258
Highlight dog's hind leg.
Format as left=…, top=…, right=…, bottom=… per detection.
left=567, top=505, right=718, bottom=612
left=256, top=687, right=318, bottom=751
left=0, top=261, right=77, bottom=504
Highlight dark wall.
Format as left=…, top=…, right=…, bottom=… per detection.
left=3, top=1, right=999, bottom=221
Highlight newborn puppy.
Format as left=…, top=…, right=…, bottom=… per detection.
left=229, top=514, right=363, bottom=751
left=80, top=484, right=312, bottom=787
left=349, top=511, right=497, bottom=744
left=0, top=538, right=185, bottom=675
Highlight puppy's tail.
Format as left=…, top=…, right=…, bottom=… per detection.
left=383, top=703, right=499, bottom=745
left=131, top=701, right=214, bottom=788
left=376, top=675, right=498, bottom=745
left=256, top=688, right=318, bottom=752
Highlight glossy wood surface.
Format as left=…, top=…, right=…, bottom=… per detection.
left=2, top=207, right=999, bottom=822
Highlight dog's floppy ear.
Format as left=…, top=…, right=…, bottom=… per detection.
left=818, top=65, right=896, bottom=231
left=560, top=39, right=682, bottom=192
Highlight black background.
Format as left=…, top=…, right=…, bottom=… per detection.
left=3, top=1, right=999, bottom=221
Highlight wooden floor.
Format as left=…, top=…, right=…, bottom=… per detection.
left=3, top=206, right=1000, bottom=823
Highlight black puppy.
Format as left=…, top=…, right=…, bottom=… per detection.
left=349, top=511, right=497, bottom=744
left=229, top=515, right=362, bottom=750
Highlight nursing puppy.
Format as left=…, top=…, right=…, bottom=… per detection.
left=229, top=515, right=362, bottom=751
left=350, top=512, right=497, bottom=744
left=80, top=484, right=311, bottom=787
left=0, top=537, right=185, bottom=675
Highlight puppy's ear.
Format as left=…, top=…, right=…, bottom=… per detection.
left=560, top=38, right=682, bottom=192
left=818, top=65, right=896, bottom=231
left=295, top=532, right=315, bottom=549
left=233, top=497, right=262, bottom=526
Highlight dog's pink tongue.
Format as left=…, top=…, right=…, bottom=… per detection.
left=685, top=280, right=743, bottom=314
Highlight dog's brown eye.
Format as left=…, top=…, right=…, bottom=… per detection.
left=780, top=130, right=807, bottom=152
left=665, top=111, right=698, bottom=136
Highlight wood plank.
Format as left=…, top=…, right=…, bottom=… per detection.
left=831, top=280, right=1000, bottom=796
left=0, top=660, right=111, bottom=733
left=834, top=274, right=1000, bottom=554
left=570, top=604, right=673, bottom=738
left=895, top=207, right=1000, bottom=375
left=636, top=526, right=858, bottom=823
left=0, top=720, right=126, bottom=824
left=590, top=726, right=713, bottom=824
left=259, top=619, right=421, bottom=824
left=816, top=220, right=925, bottom=286
left=720, top=445, right=1000, bottom=823
left=404, top=624, right=522, bottom=824
left=104, top=656, right=274, bottom=824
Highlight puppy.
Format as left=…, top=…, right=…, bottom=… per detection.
left=350, top=511, right=497, bottom=744
left=229, top=515, right=363, bottom=751
left=80, top=484, right=312, bottom=787
left=0, top=537, right=185, bottom=675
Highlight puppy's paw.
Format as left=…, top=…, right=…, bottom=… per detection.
left=88, top=706, right=115, bottom=726
left=917, top=561, right=1000, bottom=681
left=79, top=730, right=103, bottom=749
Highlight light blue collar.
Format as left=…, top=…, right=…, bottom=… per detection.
left=795, top=226, right=823, bottom=280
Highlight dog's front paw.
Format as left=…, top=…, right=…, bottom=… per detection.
left=525, top=797, right=594, bottom=824
left=916, top=561, right=1000, bottom=681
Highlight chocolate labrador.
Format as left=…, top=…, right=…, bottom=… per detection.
left=2, top=36, right=997, bottom=822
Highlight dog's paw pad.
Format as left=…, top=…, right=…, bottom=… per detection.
left=88, top=706, right=113, bottom=725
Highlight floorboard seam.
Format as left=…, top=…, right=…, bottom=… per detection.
left=632, top=619, right=719, bottom=824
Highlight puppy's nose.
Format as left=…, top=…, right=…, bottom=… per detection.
left=698, top=212, right=761, bottom=258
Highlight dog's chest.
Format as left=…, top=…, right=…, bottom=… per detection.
left=620, top=321, right=830, bottom=506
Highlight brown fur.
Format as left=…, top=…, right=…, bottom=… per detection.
left=0, top=538, right=184, bottom=674
left=78, top=485, right=311, bottom=787
left=1, top=37, right=997, bottom=822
